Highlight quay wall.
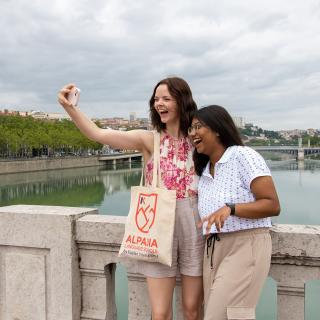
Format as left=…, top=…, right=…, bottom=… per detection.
left=0, top=205, right=319, bottom=320
left=0, top=156, right=104, bottom=174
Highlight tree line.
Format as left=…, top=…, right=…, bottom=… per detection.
left=0, top=115, right=102, bottom=158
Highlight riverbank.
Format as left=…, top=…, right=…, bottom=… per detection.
left=0, top=156, right=104, bottom=174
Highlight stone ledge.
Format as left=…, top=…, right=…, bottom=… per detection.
left=0, top=204, right=97, bottom=216
left=76, top=214, right=126, bottom=245
left=0, top=205, right=97, bottom=247
left=271, top=224, right=320, bottom=261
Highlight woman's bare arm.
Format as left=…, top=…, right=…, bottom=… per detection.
left=58, top=84, right=153, bottom=153
left=201, top=176, right=280, bottom=232
left=232, top=176, right=280, bottom=218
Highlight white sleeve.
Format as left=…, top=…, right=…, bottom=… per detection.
left=237, top=147, right=271, bottom=190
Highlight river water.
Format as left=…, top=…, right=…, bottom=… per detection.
left=0, top=157, right=319, bottom=319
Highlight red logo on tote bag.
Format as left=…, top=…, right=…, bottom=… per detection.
left=135, top=193, right=158, bottom=233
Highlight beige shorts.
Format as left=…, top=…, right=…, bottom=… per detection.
left=203, top=228, right=272, bottom=320
left=139, top=197, right=205, bottom=278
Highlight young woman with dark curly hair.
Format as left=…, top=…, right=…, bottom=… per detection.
left=189, top=105, right=280, bottom=320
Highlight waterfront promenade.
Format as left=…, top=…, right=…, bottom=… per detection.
left=0, top=205, right=319, bottom=320
left=0, top=153, right=142, bottom=174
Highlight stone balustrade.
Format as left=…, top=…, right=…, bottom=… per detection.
left=0, top=205, right=319, bottom=320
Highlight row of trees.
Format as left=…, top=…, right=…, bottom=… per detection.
left=1, top=115, right=319, bottom=158
left=0, top=115, right=102, bottom=158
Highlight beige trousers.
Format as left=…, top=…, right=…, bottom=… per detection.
left=203, top=228, right=271, bottom=320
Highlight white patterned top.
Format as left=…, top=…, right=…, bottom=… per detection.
left=198, top=145, right=272, bottom=234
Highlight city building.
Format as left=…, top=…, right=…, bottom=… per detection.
left=0, top=109, right=23, bottom=116
left=0, top=109, right=70, bottom=121
left=29, top=111, right=70, bottom=120
left=307, top=128, right=317, bottom=137
left=232, top=116, right=245, bottom=128
left=98, top=117, right=129, bottom=128
left=129, top=112, right=136, bottom=122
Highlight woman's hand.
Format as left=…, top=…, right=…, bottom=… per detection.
left=58, top=83, right=75, bottom=108
left=199, top=205, right=231, bottom=233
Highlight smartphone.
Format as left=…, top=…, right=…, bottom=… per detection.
left=67, top=87, right=81, bottom=106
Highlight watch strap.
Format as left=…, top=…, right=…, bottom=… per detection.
left=226, top=203, right=236, bottom=216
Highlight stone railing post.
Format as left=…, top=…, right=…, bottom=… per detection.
left=126, top=270, right=151, bottom=320
left=0, top=205, right=96, bottom=320
left=76, top=215, right=123, bottom=320
left=76, top=214, right=151, bottom=320
left=270, top=224, right=320, bottom=320
left=271, top=264, right=306, bottom=320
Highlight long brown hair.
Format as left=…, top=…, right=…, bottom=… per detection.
left=149, top=77, right=197, bottom=136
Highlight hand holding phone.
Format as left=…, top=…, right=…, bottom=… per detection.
left=67, top=87, right=81, bottom=106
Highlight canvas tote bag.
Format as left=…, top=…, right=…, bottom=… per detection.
left=118, top=131, right=176, bottom=266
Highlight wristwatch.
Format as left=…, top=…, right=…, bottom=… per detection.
left=225, top=203, right=236, bottom=216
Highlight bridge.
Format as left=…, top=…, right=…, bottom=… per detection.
left=98, top=146, right=320, bottom=164
left=97, top=147, right=320, bottom=164
left=252, top=146, right=320, bottom=160
left=98, top=151, right=143, bottom=166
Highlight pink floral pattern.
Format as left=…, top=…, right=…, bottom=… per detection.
left=145, top=131, right=198, bottom=199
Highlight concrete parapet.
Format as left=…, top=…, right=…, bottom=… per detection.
left=271, top=224, right=320, bottom=263
left=270, top=224, right=320, bottom=320
left=0, top=206, right=319, bottom=320
left=0, top=205, right=97, bottom=320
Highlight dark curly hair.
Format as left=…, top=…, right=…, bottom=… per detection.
left=149, top=77, right=197, bottom=136
left=193, top=105, right=244, bottom=176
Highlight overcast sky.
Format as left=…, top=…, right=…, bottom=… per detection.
left=1, top=0, right=319, bottom=130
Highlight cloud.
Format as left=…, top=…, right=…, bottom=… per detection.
left=0, top=0, right=320, bottom=129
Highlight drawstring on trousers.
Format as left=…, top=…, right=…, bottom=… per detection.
left=206, top=233, right=220, bottom=269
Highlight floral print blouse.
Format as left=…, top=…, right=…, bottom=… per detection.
left=145, top=131, right=198, bottom=199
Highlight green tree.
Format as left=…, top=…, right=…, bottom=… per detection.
left=0, top=115, right=103, bottom=157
